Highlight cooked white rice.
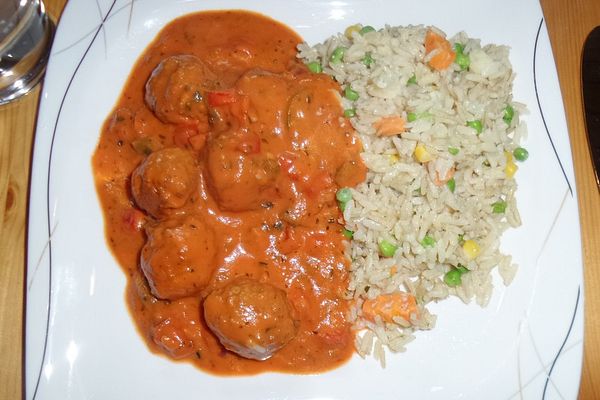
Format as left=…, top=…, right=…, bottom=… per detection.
left=298, top=24, right=525, bottom=363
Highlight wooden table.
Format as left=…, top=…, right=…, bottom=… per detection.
left=1, top=0, right=599, bottom=398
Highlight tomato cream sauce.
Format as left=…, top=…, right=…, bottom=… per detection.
left=92, top=10, right=366, bottom=375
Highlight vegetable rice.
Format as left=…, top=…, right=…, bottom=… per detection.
left=298, top=24, right=526, bottom=365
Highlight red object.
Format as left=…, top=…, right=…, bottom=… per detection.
left=207, top=90, right=238, bottom=106
left=123, top=208, right=146, bottom=232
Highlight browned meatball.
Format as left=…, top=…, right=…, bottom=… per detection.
left=131, top=147, right=199, bottom=218
left=205, top=131, right=279, bottom=211
left=141, top=215, right=216, bottom=300
left=145, top=55, right=217, bottom=126
left=235, top=70, right=289, bottom=137
left=203, top=278, right=297, bottom=360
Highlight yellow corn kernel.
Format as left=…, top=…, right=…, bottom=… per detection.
left=345, top=24, right=362, bottom=38
left=388, top=154, right=400, bottom=164
left=414, top=144, right=433, bottom=163
left=462, top=240, right=481, bottom=259
left=505, top=161, right=518, bottom=178
left=504, top=151, right=518, bottom=178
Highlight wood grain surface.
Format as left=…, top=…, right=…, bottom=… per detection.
left=0, top=0, right=598, bottom=399
left=540, top=1, right=600, bottom=398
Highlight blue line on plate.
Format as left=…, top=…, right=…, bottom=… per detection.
left=29, top=1, right=119, bottom=399
left=541, top=286, right=581, bottom=399
left=533, top=17, right=573, bottom=196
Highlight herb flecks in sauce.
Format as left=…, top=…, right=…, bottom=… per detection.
left=92, top=10, right=366, bottom=376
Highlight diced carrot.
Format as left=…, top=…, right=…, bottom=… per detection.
left=424, top=30, right=456, bottom=71
left=361, top=292, right=418, bottom=324
left=206, top=89, right=237, bottom=106
left=373, top=116, right=406, bottom=137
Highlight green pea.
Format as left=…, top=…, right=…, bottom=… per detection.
left=336, top=187, right=352, bottom=203
left=339, top=201, right=347, bottom=212
left=446, top=177, right=456, bottom=193
left=448, top=147, right=460, bottom=155
left=342, top=228, right=354, bottom=239
left=503, top=105, right=515, bottom=125
left=330, top=47, right=346, bottom=64
left=492, top=200, right=507, bottom=214
left=444, top=268, right=463, bottom=287
left=362, top=52, right=374, bottom=67
left=466, top=119, right=483, bottom=134
left=379, top=240, right=398, bottom=257
left=513, top=147, right=529, bottom=161
left=455, top=53, right=470, bottom=70
left=307, top=61, right=322, bottom=73
left=420, top=235, right=436, bottom=248
left=407, top=111, right=431, bottom=122
left=344, top=86, right=360, bottom=101
left=344, top=108, right=356, bottom=118
left=359, top=25, right=376, bottom=35
left=452, top=43, right=470, bottom=70
left=444, top=264, right=469, bottom=287
left=407, top=74, right=417, bottom=85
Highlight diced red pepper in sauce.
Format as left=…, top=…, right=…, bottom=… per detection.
left=207, top=89, right=238, bottom=106
left=122, top=208, right=146, bottom=232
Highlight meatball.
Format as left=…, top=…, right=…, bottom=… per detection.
left=203, top=278, right=297, bottom=360
left=131, top=147, right=199, bottom=218
left=141, top=215, right=216, bottom=300
left=235, top=70, right=290, bottom=137
left=145, top=55, right=217, bottom=126
left=205, top=131, right=279, bottom=211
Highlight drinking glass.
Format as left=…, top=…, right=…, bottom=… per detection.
left=0, top=0, right=54, bottom=105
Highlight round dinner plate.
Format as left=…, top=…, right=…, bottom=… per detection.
left=25, top=0, right=583, bottom=399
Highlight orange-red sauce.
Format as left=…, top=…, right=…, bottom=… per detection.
left=92, top=10, right=366, bottom=375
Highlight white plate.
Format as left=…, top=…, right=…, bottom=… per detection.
left=26, top=0, right=583, bottom=398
